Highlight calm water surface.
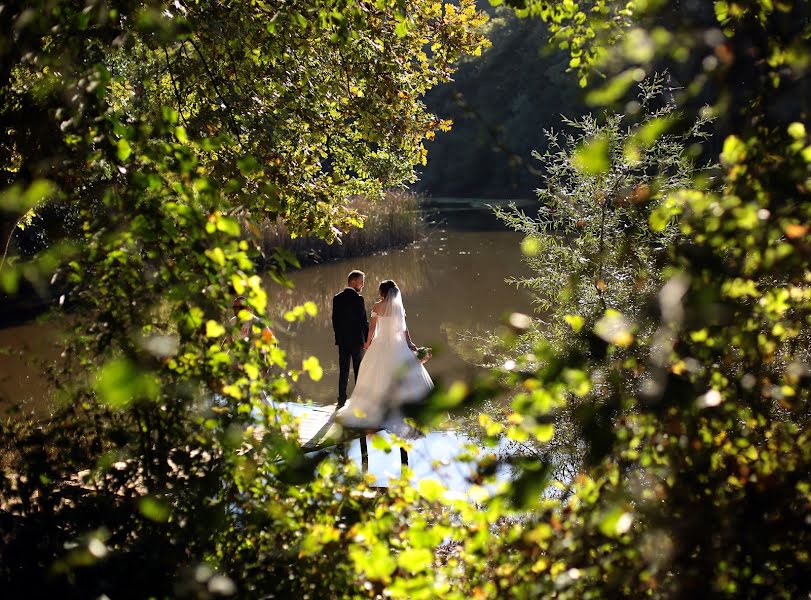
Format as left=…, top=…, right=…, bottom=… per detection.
left=0, top=206, right=533, bottom=420
left=273, top=223, right=532, bottom=404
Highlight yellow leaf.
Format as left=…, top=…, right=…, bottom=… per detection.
left=205, top=320, right=225, bottom=337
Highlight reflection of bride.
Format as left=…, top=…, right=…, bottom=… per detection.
left=335, top=280, right=433, bottom=432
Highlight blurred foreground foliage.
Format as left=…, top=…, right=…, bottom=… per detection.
left=0, top=0, right=489, bottom=597
left=448, top=0, right=811, bottom=598
left=1, top=0, right=810, bottom=599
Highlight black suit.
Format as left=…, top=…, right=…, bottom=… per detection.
left=332, top=287, right=369, bottom=407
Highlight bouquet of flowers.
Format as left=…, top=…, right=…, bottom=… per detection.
left=414, top=346, right=432, bottom=364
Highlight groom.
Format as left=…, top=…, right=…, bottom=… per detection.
left=332, top=270, right=369, bottom=408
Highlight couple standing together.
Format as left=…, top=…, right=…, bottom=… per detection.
left=331, top=270, right=433, bottom=430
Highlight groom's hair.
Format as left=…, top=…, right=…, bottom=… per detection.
left=347, top=270, right=365, bottom=284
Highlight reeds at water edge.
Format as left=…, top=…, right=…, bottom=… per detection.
left=257, top=190, right=424, bottom=266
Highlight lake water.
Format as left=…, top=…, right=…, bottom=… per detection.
left=0, top=204, right=535, bottom=492
left=273, top=205, right=534, bottom=405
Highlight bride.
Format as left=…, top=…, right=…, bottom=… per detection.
left=335, top=280, right=433, bottom=431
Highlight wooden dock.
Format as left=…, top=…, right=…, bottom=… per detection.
left=291, top=401, right=407, bottom=474
left=288, top=402, right=379, bottom=451
left=296, top=402, right=343, bottom=449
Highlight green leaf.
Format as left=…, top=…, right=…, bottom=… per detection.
left=24, top=180, right=57, bottom=208
left=231, top=275, right=246, bottom=294
left=370, top=434, right=392, bottom=452
left=572, top=136, right=610, bottom=176
left=787, top=122, right=806, bottom=139
left=634, top=116, right=673, bottom=147
left=598, top=507, right=632, bottom=537
left=162, top=106, right=179, bottom=125
left=205, top=247, right=226, bottom=266
left=206, top=320, right=225, bottom=337
left=353, top=544, right=396, bottom=581
left=418, top=478, right=445, bottom=502
left=0, top=180, right=56, bottom=212
left=585, top=68, right=644, bottom=106
left=185, top=306, right=204, bottom=329
left=303, top=301, right=318, bottom=317
left=563, top=368, right=591, bottom=397
left=533, top=423, right=554, bottom=442
left=506, top=425, right=530, bottom=443
left=521, top=236, right=541, bottom=256
left=397, top=548, right=433, bottom=574
left=95, top=359, right=159, bottom=409
left=117, top=138, right=132, bottom=161
left=237, top=155, right=260, bottom=176
left=510, top=461, right=552, bottom=507
left=0, top=265, right=19, bottom=294
left=216, top=217, right=241, bottom=237
left=564, top=314, right=585, bottom=333
left=720, top=135, right=747, bottom=166
left=715, top=0, right=730, bottom=23
left=244, top=363, right=259, bottom=380
left=478, top=413, right=504, bottom=436
left=139, top=496, right=170, bottom=522
left=302, top=355, right=323, bottom=381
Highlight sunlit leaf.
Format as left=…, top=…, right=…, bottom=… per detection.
left=206, top=320, right=225, bottom=337
left=720, top=135, right=747, bottom=166
left=418, top=478, right=445, bottom=502
left=302, top=356, right=323, bottom=381
left=585, top=68, right=644, bottom=105
left=117, top=139, right=132, bottom=161
left=572, top=137, right=610, bottom=175
left=564, top=314, right=585, bottom=332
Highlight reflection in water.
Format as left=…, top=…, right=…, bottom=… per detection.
left=268, top=227, right=533, bottom=405
left=0, top=209, right=534, bottom=416
left=284, top=396, right=509, bottom=496
left=342, top=429, right=510, bottom=496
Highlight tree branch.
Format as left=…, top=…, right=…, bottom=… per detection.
left=163, top=45, right=190, bottom=128
left=185, top=38, right=243, bottom=145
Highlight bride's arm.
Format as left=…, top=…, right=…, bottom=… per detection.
left=364, top=315, right=377, bottom=349
left=404, top=329, right=417, bottom=351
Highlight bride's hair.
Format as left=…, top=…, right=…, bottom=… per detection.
left=379, top=280, right=398, bottom=298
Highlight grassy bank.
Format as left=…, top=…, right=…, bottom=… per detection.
left=258, top=190, right=424, bottom=266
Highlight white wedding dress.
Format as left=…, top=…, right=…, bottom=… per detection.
left=335, top=287, right=433, bottom=433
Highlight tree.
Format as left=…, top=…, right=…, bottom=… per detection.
left=495, top=75, right=714, bottom=331
left=430, top=1, right=811, bottom=597
left=0, top=1, right=488, bottom=597
left=341, top=1, right=811, bottom=598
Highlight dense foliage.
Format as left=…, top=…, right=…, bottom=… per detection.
left=444, top=0, right=811, bottom=597
left=0, top=1, right=487, bottom=597
left=1, top=0, right=810, bottom=599
left=1, top=0, right=487, bottom=258
left=496, top=75, right=714, bottom=330
left=416, top=7, right=585, bottom=197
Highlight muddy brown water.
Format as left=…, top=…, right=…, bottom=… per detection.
left=0, top=204, right=535, bottom=414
